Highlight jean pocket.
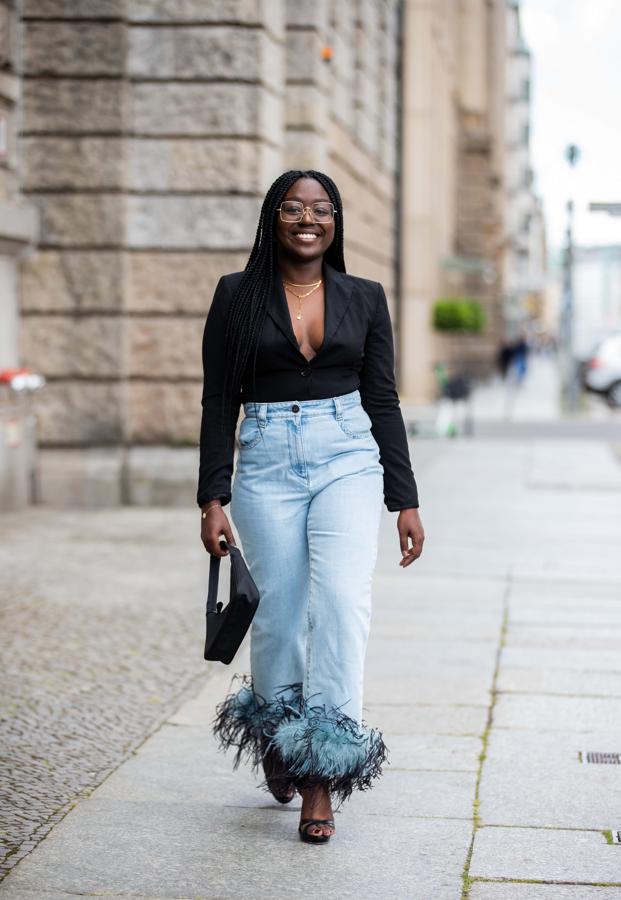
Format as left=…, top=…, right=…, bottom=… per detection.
left=336, top=404, right=373, bottom=439
left=238, top=416, right=264, bottom=450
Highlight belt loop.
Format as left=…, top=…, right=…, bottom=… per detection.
left=333, top=395, right=341, bottom=416
left=258, top=402, right=267, bottom=426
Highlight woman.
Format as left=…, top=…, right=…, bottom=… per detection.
left=197, top=169, right=424, bottom=844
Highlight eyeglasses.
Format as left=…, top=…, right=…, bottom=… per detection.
left=277, top=201, right=337, bottom=223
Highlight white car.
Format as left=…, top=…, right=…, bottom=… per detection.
left=584, top=333, right=621, bottom=407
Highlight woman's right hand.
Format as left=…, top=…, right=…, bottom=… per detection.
left=201, top=503, right=237, bottom=556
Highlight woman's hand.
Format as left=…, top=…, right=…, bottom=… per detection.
left=397, top=508, right=424, bottom=568
left=201, top=502, right=237, bottom=557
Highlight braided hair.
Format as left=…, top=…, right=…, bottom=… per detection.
left=218, top=169, right=346, bottom=433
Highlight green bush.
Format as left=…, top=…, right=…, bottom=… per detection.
left=432, top=297, right=486, bottom=333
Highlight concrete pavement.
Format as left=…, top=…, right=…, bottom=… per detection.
left=2, top=436, right=621, bottom=897
left=1, top=360, right=621, bottom=897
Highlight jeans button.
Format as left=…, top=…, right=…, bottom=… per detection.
left=291, top=404, right=300, bottom=413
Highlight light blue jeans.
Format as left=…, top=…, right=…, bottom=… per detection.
left=213, top=389, right=388, bottom=804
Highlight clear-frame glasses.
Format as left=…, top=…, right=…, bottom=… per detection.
left=277, top=201, right=337, bottom=223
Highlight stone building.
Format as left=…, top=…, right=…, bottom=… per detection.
left=401, top=0, right=511, bottom=397
left=1, top=0, right=536, bottom=507
left=502, top=0, right=546, bottom=338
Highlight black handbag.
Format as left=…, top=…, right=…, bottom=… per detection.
left=204, top=540, right=260, bottom=664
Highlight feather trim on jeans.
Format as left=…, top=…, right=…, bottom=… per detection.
left=212, top=673, right=388, bottom=807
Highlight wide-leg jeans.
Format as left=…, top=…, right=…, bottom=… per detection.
left=213, top=389, right=388, bottom=804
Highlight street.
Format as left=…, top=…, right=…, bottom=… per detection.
left=1, top=359, right=621, bottom=898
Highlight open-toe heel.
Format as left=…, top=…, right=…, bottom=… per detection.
left=261, top=738, right=296, bottom=804
left=298, top=818, right=335, bottom=844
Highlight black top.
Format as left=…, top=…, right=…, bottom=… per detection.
left=197, top=260, right=419, bottom=512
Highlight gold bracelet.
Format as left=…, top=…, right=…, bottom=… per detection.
left=201, top=503, right=222, bottom=519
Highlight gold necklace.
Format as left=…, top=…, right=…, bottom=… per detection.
left=283, top=279, right=323, bottom=319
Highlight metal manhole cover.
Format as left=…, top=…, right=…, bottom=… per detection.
left=580, top=751, right=621, bottom=765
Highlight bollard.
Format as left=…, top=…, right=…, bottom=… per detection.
left=0, top=368, right=45, bottom=511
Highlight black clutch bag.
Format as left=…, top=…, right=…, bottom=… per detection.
left=204, top=540, right=260, bottom=664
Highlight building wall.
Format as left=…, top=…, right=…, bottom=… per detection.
left=503, top=0, right=546, bottom=338
left=16, top=0, right=405, bottom=505
left=283, top=1, right=400, bottom=298
left=400, top=0, right=510, bottom=400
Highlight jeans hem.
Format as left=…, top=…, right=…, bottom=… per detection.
left=212, top=673, right=388, bottom=808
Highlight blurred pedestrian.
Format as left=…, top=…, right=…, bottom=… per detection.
left=511, top=332, right=529, bottom=384
left=497, top=340, right=514, bottom=379
left=197, top=169, right=424, bottom=844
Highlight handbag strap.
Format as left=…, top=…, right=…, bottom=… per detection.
left=206, top=540, right=233, bottom=616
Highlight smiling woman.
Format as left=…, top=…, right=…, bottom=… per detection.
left=197, top=169, right=424, bottom=845
left=276, top=183, right=337, bottom=360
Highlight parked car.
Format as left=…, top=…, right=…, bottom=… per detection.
left=584, top=333, right=621, bottom=407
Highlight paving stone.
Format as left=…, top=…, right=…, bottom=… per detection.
left=470, top=826, right=621, bottom=885
left=526, top=440, right=621, bottom=491
left=353, top=769, right=477, bottom=819
left=498, top=666, right=621, bottom=698
left=479, top=730, right=621, bottom=829
left=471, top=883, right=621, bottom=899
left=365, top=636, right=498, bottom=705
left=506, top=623, right=621, bottom=651
left=0, top=509, right=212, bottom=876
left=493, top=694, right=621, bottom=733
left=500, top=643, right=621, bottom=673
left=2, top=419, right=620, bottom=893
left=508, top=583, right=621, bottom=628
left=0, top=801, right=471, bottom=900
left=366, top=701, right=488, bottom=737
left=382, top=733, right=482, bottom=772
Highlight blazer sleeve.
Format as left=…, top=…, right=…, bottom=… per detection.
left=196, top=275, right=241, bottom=508
left=359, top=282, right=420, bottom=511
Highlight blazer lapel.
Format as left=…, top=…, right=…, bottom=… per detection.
left=267, top=259, right=354, bottom=361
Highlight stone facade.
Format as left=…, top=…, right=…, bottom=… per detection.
left=400, top=0, right=511, bottom=399
left=8, top=0, right=527, bottom=506
left=502, top=0, right=546, bottom=338
left=15, top=0, right=405, bottom=505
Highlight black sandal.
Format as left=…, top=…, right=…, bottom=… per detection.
left=298, top=818, right=336, bottom=844
left=260, top=737, right=296, bottom=804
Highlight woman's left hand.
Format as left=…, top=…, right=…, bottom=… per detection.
left=397, top=508, right=425, bottom=568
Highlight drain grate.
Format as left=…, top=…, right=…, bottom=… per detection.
left=580, top=751, right=621, bottom=765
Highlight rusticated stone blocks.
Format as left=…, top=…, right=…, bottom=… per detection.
left=22, top=0, right=123, bottom=17
left=22, top=22, right=124, bottom=76
left=22, top=79, right=125, bottom=133
left=126, top=252, right=248, bottom=314
left=21, top=138, right=124, bottom=190
left=126, top=196, right=260, bottom=249
left=126, top=382, right=202, bottom=445
left=21, top=316, right=122, bottom=378
left=127, top=318, right=203, bottom=380
left=32, top=381, right=123, bottom=445
left=20, top=251, right=124, bottom=312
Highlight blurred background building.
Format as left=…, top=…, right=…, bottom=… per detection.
left=502, top=0, right=547, bottom=338
left=0, top=0, right=547, bottom=507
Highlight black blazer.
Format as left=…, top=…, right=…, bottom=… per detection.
left=197, top=260, right=419, bottom=512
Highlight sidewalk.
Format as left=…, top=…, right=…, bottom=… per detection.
left=1, top=429, right=621, bottom=897
left=402, top=353, right=621, bottom=440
